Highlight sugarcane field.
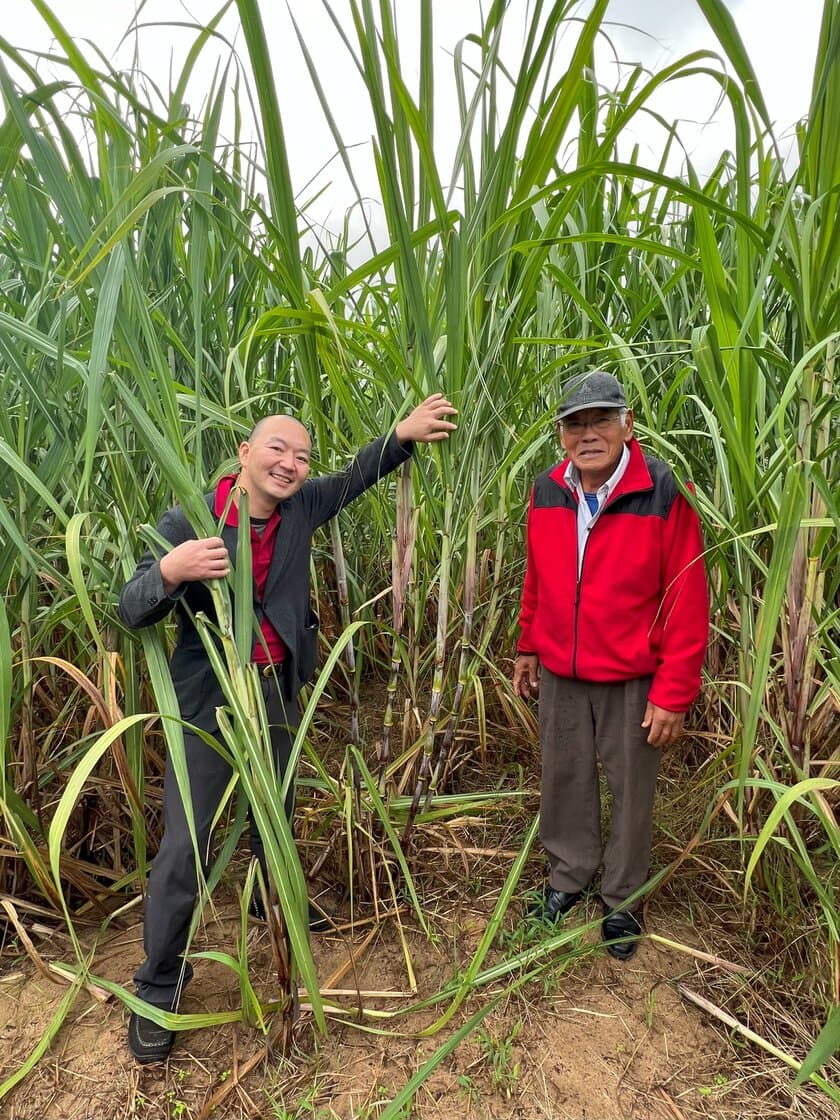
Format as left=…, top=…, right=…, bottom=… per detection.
left=0, top=1, right=838, bottom=1118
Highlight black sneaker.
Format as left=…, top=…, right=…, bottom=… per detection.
left=127, top=1008, right=175, bottom=1063
left=248, top=892, right=270, bottom=922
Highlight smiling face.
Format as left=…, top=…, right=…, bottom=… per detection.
left=237, top=415, right=312, bottom=516
left=557, top=407, right=634, bottom=490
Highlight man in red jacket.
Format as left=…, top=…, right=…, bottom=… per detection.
left=513, top=372, right=708, bottom=959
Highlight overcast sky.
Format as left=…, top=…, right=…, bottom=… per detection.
left=8, top=1, right=823, bottom=239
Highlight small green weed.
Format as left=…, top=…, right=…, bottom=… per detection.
left=477, top=1022, right=522, bottom=1098
left=456, top=1073, right=478, bottom=1105
left=165, top=1090, right=188, bottom=1119
left=699, top=1073, right=729, bottom=1096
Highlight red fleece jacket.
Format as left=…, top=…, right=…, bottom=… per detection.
left=517, top=438, right=708, bottom=712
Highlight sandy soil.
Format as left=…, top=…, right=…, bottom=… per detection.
left=0, top=883, right=765, bottom=1120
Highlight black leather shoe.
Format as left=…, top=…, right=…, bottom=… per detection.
left=128, top=1009, right=175, bottom=1063
left=530, top=884, right=589, bottom=923
left=601, top=908, right=643, bottom=960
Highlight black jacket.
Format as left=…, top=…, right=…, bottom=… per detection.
left=118, top=432, right=412, bottom=730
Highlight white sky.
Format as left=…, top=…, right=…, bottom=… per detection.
left=7, top=1, right=823, bottom=241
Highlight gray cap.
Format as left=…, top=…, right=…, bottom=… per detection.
left=556, top=371, right=627, bottom=420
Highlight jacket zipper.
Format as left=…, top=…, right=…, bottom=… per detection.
left=572, top=547, right=586, bottom=678
left=561, top=450, right=655, bottom=679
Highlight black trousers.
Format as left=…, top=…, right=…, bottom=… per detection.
left=134, top=676, right=299, bottom=1007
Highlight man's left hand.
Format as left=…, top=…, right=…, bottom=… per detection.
left=642, top=702, right=686, bottom=748
left=396, top=393, right=458, bottom=444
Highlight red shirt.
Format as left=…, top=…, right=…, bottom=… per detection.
left=214, top=476, right=286, bottom=664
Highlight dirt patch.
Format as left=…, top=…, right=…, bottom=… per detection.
left=0, top=885, right=772, bottom=1120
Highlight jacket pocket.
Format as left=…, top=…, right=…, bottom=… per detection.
left=170, top=662, right=213, bottom=724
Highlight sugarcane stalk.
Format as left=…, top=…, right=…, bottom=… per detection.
left=184, top=497, right=325, bottom=1045
left=330, top=518, right=359, bottom=751
left=401, top=490, right=452, bottom=847
left=425, top=479, right=478, bottom=808
left=16, top=573, right=40, bottom=822
left=473, top=478, right=509, bottom=660
left=379, top=462, right=417, bottom=787
left=784, top=343, right=832, bottom=771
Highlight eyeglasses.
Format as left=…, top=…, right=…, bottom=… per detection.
left=559, top=413, right=623, bottom=435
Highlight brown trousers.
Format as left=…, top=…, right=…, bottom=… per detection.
left=538, top=669, right=661, bottom=910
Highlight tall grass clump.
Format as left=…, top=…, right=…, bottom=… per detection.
left=0, top=0, right=837, bottom=1109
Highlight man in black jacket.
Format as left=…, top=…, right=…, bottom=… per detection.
left=119, top=394, right=456, bottom=1062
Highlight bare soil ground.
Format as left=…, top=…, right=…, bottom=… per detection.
left=1, top=715, right=835, bottom=1120
left=0, top=876, right=815, bottom=1120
